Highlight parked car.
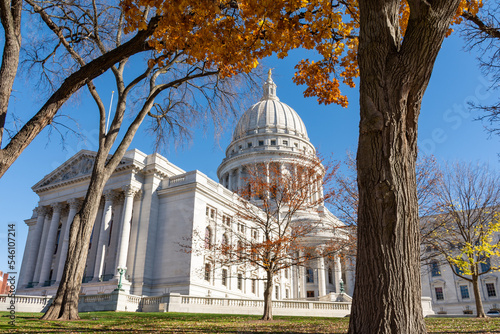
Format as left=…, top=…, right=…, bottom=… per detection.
left=486, top=310, right=500, bottom=316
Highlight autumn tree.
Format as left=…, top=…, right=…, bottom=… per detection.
left=421, top=162, right=500, bottom=318
left=204, top=155, right=341, bottom=320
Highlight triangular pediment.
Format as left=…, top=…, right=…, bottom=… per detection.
left=32, top=150, right=134, bottom=192
left=33, top=150, right=97, bottom=191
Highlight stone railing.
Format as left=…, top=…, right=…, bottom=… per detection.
left=1, top=293, right=432, bottom=317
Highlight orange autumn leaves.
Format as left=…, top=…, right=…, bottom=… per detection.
left=121, top=0, right=481, bottom=107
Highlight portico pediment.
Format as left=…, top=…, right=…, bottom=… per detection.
left=32, top=150, right=134, bottom=192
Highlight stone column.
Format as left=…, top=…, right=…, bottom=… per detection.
left=92, top=191, right=116, bottom=282
left=335, top=256, right=342, bottom=293
left=317, top=256, right=326, bottom=297
left=115, top=185, right=138, bottom=277
left=228, top=171, right=232, bottom=191
left=33, top=210, right=52, bottom=284
left=38, top=203, right=63, bottom=286
left=300, top=266, right=307, bottom=298
left=292, top=264, right=299, bottom=299
left=19, top=207, right=46, bottom=287
left=55, top=198, right=82, bottom=282
left=237, top=168, right=242, bottom=190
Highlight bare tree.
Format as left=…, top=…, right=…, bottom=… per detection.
left=0, top=2, right=164, bottom=178
left=22, top=0, right=254, bottom=320
left=421, top=162, right=500, bottom=318
left=200, top=155, right=342, bottom=320
left=461, top=4, right=500, bottom=138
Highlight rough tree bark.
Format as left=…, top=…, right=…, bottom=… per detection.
left=0, top=0, right=22, bottom=147
left=349, top=1, right=462, bottom=333
left=0, top=16, right=159, bottom=179
left=262, top=270, right=274, bottom=321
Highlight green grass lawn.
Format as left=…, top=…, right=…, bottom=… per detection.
left=0, top=312, right=499, bottom=333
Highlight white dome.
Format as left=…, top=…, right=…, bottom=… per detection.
left=217, top=70, right=316, bottom=186
left=232, top=72, right=308, bottom=141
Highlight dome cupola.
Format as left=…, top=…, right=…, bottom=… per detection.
left=217, top=70, right=316, bottom=191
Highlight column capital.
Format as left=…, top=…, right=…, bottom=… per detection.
left=36, top=206, right=47, bottom=216
left=103, top=190, right=119, bottom=202
left=68, top=198, right=83, bottom=211
left=51, top=202, right=64, bottom=213
left=122, top=185, right=140, bottom=198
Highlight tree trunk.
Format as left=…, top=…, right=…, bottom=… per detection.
left=42, top=154, right=110, bottom=320
left=262, top=271, right=274, bottom=321
left=0, top=0, right=22, bottom=148
left=472, top=275, right=486, bottom=318
left=349, top=1, right=461, bottom=333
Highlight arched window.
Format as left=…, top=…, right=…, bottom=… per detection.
left=205, top=227, right=212, bottom=249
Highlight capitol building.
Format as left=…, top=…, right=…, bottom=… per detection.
left=15, top=72, right=356, bottom=312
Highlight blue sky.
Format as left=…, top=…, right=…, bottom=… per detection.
left=0, top=32, right=498, bottom=277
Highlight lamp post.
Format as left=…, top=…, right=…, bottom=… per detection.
left=115, top=266, right=127, bottom=291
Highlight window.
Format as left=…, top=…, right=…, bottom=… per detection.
left=486, top=283, right=497, bottom=297
left=237, top=273, right=243, bottom=290
left=294, top=143, right=298, bottom=148
left=285, top=289, right=289, bottom=299
left=206, top=206, right=216, bottom=219
left=251, top=279, right=256, bottom=294
left=270, top=139, right=276, bottom=145
left=223, top=215, right=231, bottom=226
left=204, top=263, right=211, bottom=281
left=284, top=268, right=288, bottom=279
left=275, top=285, right=279, bottom=299
left=258, top=140, right=264, bottom=146
left=282, top=140, right=288, bottom=146
left=460, top=285, right=470, bottom=299
left=307, top=291, right=315, bottom=298
left=328, top=267, right=333, bottom=284
left=481, top=258, right=491, bottom=273
left=222, top=233, right=228, bottom=246
left=205, top=227, right=212, bottom=249
left=239, top=145, right=242, bottom=150
left=252, top=229, right=258, bottom=240
left=430, top=261, right=441, bottom=277
left=435, top=287, right=444, bottom=300
left=247, top=142, right=252, bottom=148
left=306, top=268, right=314, bottom=283
left=455, top=265, right=464, bottom=276
left=222, top=269, right=228, bottom=286
left=238, top=223, right=245, bottom=234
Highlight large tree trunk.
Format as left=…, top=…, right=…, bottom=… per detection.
left=349, top=1, right=461, bottom=333
left=42, top=153, right=110, bottom=320
left=262, top=271, right=274, bottom=321
left=0, top=0, right=22, bottom=147
left=472, top=274, right=486, bottom=318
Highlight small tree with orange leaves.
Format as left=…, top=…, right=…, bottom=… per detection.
left=208, top=154, right=342, bottom=321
